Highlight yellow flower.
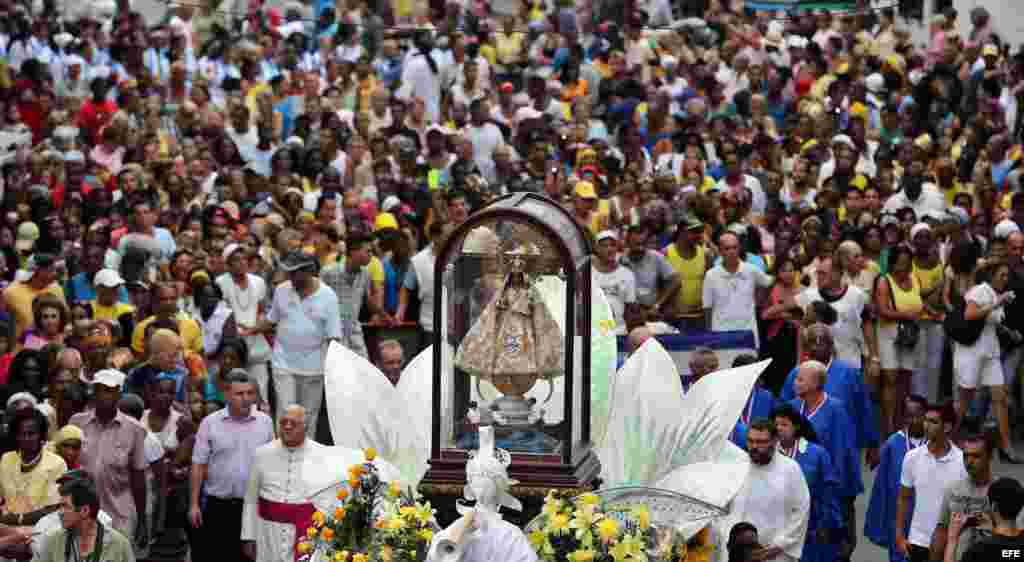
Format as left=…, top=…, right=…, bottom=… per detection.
left=297, top=542, right=313, bottom=555
left=609, top=541, right=631, bottom=562
left=400, top=506, right=418, bottom=519
left=387, top=481, right=402, bottom=498
left=365, top=448, right=377, bottom=461
left=349, top=478, right=360, bottom=489
left=333, top=551, right=349, bottom=562
left=597, top=518, right=620, bottom=544
left=307, top=527, right=319, bottom=539
left=334, top=507, right=347, bottom=520
left=577, top=493, right=600, bottom=506
left=632, top=505, right=651, bottom=531
left=414, top=502, right=434, bottom=525
left=528, top=530, right=547, bottom=550
left=417, top=529, right=435, bottom=543
left=352, top=554, right=368, bottom=562
left=336, top=488, right=349, bottom=501
left=322, top=527, right=336, bottom=541
left=311, top=511, right=326, bottom=527
left=547, top=514, right=570, bottom=535
left=386, top=517, right=407, bottom=531
left=568, top=549, right=596, bottom=562
left=542, top=496, right=563, bottom=518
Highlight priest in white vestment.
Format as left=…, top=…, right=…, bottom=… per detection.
left=241, top=405, right=325, bottom=562
left=717, top=419, right=810, bottom=562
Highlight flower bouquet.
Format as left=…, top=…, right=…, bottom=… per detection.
left=526, top=490, right=714, bottom=562
left=298, top=449, right=437, bottom=562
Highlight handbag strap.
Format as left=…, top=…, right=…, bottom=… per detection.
left=887, top=275, right=900, bottom=313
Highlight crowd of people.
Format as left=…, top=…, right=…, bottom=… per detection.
left=0, top=0, right=1021, bottom=560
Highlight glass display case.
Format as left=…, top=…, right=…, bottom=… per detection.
left=421, top=193, right=601, bottom=498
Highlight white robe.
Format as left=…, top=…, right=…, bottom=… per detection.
left=716, top=452, right=810, bottom=562
left=428, top=511, right=537, bottom=562
left=242, top=439, right=327, bottom=562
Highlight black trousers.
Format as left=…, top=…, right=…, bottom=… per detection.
left=196, top=496, right=246, bottom=562
left=907, top=544, right=931, bottom=562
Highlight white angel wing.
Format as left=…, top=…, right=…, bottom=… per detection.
left=665, top=359, right=769, bottom=472
left=323, top=342, right=416, bottom=481
left=598, top=338, right=683, bottom=487
left=599, top=341, right=769, bottom=489
left=393, top=343, right=455, bottom=485
left=654, top=442, right=751, bottom=540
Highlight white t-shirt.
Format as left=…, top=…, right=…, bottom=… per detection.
left=593, top=266, right=637, bottom=335
left=796, top=285, right=871, bottom=367
left=883, top=183, right=946, bottom=218
left=955, top=282, right=1004, bottom=359
left=901, top=443, right=966, bottom=547
left=702, top=262, right=774, bottom=347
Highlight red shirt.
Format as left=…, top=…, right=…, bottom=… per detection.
left=76, top=100, right=119, bottom=144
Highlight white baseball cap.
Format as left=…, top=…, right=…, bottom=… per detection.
left=92, top=369, right=126, bottom=389
left=93, top=268, right=125, bottom=288
left=595, top=230, right=618, bottom=242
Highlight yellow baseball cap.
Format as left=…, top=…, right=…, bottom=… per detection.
left=574, top=181, right=598, bottom=199
left=374, top=212, right=399, bottom=231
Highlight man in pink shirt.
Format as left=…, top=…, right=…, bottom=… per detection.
left=68, top=369, right=148, bottom=549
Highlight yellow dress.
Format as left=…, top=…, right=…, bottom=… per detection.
left=0, top=450, right=67, bottom=514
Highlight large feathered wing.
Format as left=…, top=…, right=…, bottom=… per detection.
left=652, top=360, right=771, bottom=536
left=323, top=342, right=416, bottom=482
left=598, top=338, right=683, bottom=487
left=393, top=343, right=455, bottom=486
left=665, top=359, right=769, bottom=474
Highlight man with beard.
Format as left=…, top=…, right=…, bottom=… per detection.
left=933, top=431, right=997, bottom=561
left=718, top=418, right=810, bottom=562
left=866, top=395, right=928, bottom=562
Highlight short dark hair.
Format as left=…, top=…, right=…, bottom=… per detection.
left=7, top=407, right=49, bottom=450
left=989, top=477, right=1024, bottom=520
left=346, top=233, right=373, bottom=250
left=118, top=393, right=145, bottom=420
left=61, top=479, right=101, bottom=519
left=732, top=354, right=759, bottom=368
left=727, top=522, right=758, bottom=548
left=906, top=394, right=929, bottom=412
left=223, top=369, right=253, bottom=388
left=960, top=428, right=996, bottom=455
left=747, top=417, right=777, bottom=437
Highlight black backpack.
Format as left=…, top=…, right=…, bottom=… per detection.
left=945, top=295, right=986, bottom=346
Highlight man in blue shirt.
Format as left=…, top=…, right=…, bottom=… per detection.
left=66, top=242, right=129, bottom=304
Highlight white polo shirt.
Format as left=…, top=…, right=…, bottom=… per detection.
left=702, top=261, right=774, bottom=347
left=900, top=443, right=967, bottom=547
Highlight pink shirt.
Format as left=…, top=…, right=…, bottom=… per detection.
left=68, top=410, right=148, bottom=533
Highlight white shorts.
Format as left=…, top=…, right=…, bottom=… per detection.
left=954, top=347, right=1004, bottom=389
left=879, top=322, right=922, bottom=371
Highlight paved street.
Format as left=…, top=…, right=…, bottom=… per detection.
left=853, top=449, right=1024, bottom=562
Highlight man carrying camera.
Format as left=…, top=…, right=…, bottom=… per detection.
left=931, top=431, right=996, bottom=561
left=36, top=473, right=134, bottom=562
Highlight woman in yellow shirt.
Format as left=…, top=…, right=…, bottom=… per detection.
left=875, top=245, right=924, bottom=438
left=0, top=408, right=66, bottom=528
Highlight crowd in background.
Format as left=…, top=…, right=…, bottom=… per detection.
left=0, top=0, right=1020, bottom=560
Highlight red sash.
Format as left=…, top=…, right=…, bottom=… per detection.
left=258, top=498, right=318, bottom=561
